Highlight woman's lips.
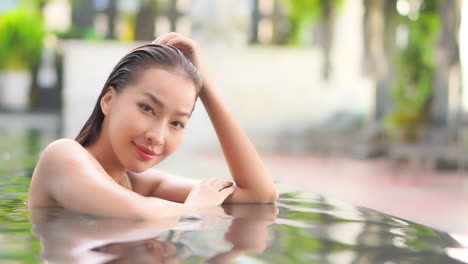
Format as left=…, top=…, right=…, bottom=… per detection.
left=134, top=143, right=158, bottom=161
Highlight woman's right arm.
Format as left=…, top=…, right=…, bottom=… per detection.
left=29, top=139, right=233, bottom=219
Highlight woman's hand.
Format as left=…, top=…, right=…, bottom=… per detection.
left=184, top=178, right=234, bottom=208
left=152, top=32, right=204, bottom=72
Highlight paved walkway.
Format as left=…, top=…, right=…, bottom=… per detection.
left=202, top=153, right=468, bottom=237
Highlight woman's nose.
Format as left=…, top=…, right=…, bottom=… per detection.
left=145, top=123, right=165, bottom=146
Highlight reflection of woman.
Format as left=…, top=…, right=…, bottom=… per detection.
left=93, top=240, right=180, bottom=264
left=29, top=207, right=182, bottom=263
left=30, top=204, right=278, bottom=263
left=27, top=33, right=278, bottom=218
left=205, top=204, right=278, bottom=264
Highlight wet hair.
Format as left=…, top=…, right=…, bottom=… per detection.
left=75, top=44, right=203, bottom=147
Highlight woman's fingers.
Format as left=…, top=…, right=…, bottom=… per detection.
left=201, top=178, right=234, bottom=192
left=166, top=35, right=194, bottom=47
left=153, top=32, right=179, bottom=45
left=152, top=32, right=203, bottom=70
left=219, top=186, right=235, bottom=196
left=213, top=179, right=234, bottom=192
left=152, top=33, right=168, bottom=44
left=166, top=36, right=190, bottom=51
left=219, top=181, right=233, bottom=191
left=185, top=178, right=235, bottom=207
left=152, top=32, right=171, bottom=44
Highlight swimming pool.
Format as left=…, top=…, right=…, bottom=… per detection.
left=2, top=184, right=468, bottom=263
left=1, top=125, right=468, bottom=263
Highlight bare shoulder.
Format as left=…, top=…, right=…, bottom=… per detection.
left=35, top=138, right=89, bottom=175
left=37, top=138, right=106, bottom=183
left=41, top=138, right=87, bottom=160
left=28, top=139, right=95, bottom=206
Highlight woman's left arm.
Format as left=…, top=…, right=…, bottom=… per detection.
left=199, top=77, right=278, bottom=203
left=154, top=33, right=278, bottom=203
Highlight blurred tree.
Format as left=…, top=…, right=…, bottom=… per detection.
left=362, top=0, right=398, bottom=119
left=0, top=7, right=45, bottom=71
left=105, top=0, right=117, bottom=39
left=250, top=0, right=260, bottom=43
left=71, top=0, right=96, bottom=39
left=0, top=4, right=46, bottom=110
left=385, top=0, right=440, bottom=142
left=135, top=0, right=158, bottom=41
left=363, top=0, right=461, bottom=143
left=278, top=0, right=344, bottom=80
left=20, top=0, right=50, bottom=9
left=279, top=0, right=342, bottom=45
left=432, top=0, right=461, bottom=127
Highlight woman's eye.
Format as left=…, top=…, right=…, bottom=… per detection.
left=139, top=104, right=154, bottom=114
left=171, top=121, right=185, bottom=129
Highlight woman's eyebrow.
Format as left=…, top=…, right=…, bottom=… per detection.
left=143, top=92, right=191, bottom=117
left=144, top=92, right=164, bottom=108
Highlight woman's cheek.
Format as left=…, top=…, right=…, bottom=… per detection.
left=129, top=112, right=150, bottom=133
left=169, top=132, right=185, bottom=152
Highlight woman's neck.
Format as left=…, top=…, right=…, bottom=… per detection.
left=85, top=133, right=126, bottom=181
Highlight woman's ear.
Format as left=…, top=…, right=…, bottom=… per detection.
left=100, top=87, right=115, bottom=116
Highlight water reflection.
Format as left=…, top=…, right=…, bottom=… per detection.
left=29, top=204, right=278, bottom=264
left=205, top=204, right=277, bottom=263
left=1, top=183, right=468, bottom=263
left=26, top=194, right=468, bottom=264
left=2, top=126, right=468, bottom=262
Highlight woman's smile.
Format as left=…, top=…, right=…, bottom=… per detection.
left=133, top=142, right=159, bottom=161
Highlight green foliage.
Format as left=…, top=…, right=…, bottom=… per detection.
left=82, top=27, right=104, bottom=41
left=385, top=1, right=440, bottom=142
left=0, top=7, right=45, bottom=70
left=279, top=0, right=345, bottom=45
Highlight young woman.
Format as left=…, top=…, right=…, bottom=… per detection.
left=27, top=33, right=278, bottom=219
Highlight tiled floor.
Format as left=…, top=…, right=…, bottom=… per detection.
left=204, top=153, right=468, bottom=237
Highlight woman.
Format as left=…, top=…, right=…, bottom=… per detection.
left=27, top=33, right=278, bottom=219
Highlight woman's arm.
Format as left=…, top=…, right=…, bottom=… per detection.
left=198, top=77, right=278, bottom=203
left=154, top=33, right=278, bottom=203
left=130, top=169, right=197, bottom=202
left=29, top=139, right=234, bottom=219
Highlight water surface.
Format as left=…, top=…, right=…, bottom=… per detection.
left=1, top=127, right=468, bottom=263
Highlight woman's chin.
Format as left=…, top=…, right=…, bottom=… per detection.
left=128, top=165, right=154, bottom=173
left=128, top=159, right=164, bottom=172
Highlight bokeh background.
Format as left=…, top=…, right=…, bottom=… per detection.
left=1, top=0, right=468, bottom=238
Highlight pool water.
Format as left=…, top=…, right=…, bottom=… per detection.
left=2, top=181, right=468, bottom=263
left=1, top=129, right=468, bottom=263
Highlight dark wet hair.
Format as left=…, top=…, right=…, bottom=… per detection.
left=75, top=44, right=203, bottom=147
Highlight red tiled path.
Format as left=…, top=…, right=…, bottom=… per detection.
left=205, top=153, right=468, bottom=237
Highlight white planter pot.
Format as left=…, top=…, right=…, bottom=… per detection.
left=0, top=71, right=32, bottom=110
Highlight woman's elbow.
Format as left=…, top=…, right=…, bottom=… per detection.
left=255, top=189, right=279, bottom=203
left=265, top=189, right=279, bottom=203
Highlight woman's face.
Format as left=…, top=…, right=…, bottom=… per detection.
left=102, top=67, right=197, bottom=172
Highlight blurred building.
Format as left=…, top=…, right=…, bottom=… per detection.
left=0, top=0, right=465, bottom=158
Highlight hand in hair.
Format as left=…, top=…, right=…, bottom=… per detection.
left=152, top=32, right=204, bottom=73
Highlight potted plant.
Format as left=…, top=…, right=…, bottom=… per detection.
left=0, top=7, right=45, bottom=110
